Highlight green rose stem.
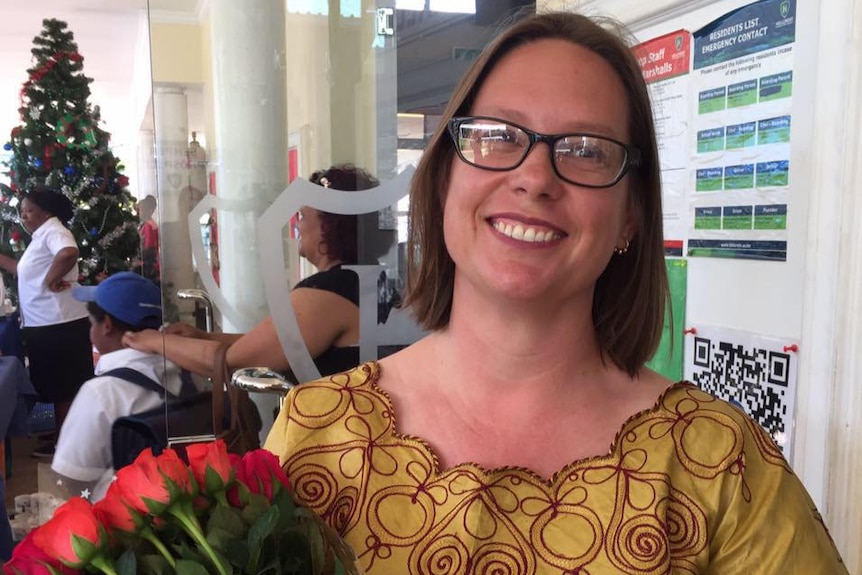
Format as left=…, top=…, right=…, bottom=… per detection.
left=88, top=555, right=120, bottom=575
left=168, top=500, right=230, bottom=575
left=140, top=526, right=177, bottom=569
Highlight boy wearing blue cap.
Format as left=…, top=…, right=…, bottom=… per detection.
left=51, top=272, right=182, bottom=501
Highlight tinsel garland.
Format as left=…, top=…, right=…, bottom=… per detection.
left=78, top=200, right=111, bottom=238
left=97, top=220, right=137, bottom=249
left=19, top=51, right=83, bottom=109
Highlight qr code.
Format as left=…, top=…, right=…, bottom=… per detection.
left=690, top=336, right=792, bottom=445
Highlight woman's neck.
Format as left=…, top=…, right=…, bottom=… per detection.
left=315, top=258, right=342, bottom=272
left=440, top=286, right=607, bottom=390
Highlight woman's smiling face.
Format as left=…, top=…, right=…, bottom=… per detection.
left=442, top=38, right=637, bottom=309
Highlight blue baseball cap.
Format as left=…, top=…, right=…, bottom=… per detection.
left=72, top=272, right=162, bottom=329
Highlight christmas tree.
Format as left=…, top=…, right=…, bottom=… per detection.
left=0, top=18, right=140, bottom=300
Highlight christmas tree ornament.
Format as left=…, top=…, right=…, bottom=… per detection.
left=0, top=18, right=141, bottom=298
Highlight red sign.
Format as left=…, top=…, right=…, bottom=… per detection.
left=633, top=30, right=691, bottom=84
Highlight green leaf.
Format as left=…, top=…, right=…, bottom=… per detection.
left=116, top=549, right=138, bottom=575
left=241, top=493, right=271, bottom=525
left=207, top=526, right=242, bottom=554
left=173, top=539, right=207, bottom=563
left=206, top=504, right=246, bottom=539
left=222, top=538, right=250, bottom=569
left=271, top=489, right=297, bottom=533
left=137, top=554, right=170, bottom=575
left=249, top=504, right=279, bottom=549
left=174, top=559, right=212, bottom=575
left=247, top=505, right=280, bottom=573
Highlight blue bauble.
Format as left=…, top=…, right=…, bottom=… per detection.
left=33, top=158, right=42, bottom=167
left=90, top=227, right=98, bottom=237
left=64, top=166, right=75, bottom=175
left=2, top=143, right=10, bottom=151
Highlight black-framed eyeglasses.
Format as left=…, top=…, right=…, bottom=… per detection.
left=447, top=116, right=641, bottom=189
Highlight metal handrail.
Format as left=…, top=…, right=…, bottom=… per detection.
left=176, top=288, right=214, bottom=332
left=231, top=367, right=294, bottom=409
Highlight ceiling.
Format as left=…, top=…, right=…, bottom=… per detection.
left=0, top=1, right=520, bottom=173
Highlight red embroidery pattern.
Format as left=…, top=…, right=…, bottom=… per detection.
left=280, top=363, right=793, bottom=574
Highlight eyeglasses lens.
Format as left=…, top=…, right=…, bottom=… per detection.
left=452, top=118, right=632, bottom=188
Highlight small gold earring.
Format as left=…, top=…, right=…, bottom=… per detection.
left=614, top=239, right=630, bottom=256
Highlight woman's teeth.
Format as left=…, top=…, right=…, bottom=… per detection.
left=493, top=220, right=561, bottom=243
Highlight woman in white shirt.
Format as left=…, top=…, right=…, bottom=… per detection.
left=0, top=187, right=93, bottom=457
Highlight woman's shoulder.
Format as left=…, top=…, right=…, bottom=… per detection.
left=264, top=362, right=388, bottom=459
left=294, top=267, right=358, bottom=305
left=285, top=362, right=384, bottom=419
left=624, top=381, right=791, bottom=477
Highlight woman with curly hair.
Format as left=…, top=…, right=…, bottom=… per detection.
left=124, top=164, right=379, bottom=381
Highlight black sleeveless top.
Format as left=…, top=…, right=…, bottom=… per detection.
left=293, top=266, right=360, bottom=379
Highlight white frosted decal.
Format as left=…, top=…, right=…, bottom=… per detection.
left=258, top=167, right=417, bottom=383
left=188, top=194, right=271, bottom=329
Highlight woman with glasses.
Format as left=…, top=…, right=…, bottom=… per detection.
left=265, top=12, right=846, bottom=574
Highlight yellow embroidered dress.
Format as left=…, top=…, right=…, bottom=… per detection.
left=265, top=362, right=846, bottom=574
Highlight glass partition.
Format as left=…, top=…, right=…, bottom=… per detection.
left=146, top=0, right=535, bottom=444
left=0, top=0, right=535, bottom=534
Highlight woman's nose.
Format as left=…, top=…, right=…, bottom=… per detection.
left=511, top=142, right=565, bottom=200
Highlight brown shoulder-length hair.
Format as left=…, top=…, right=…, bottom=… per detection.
left=404, top=11, right=668, bottom=376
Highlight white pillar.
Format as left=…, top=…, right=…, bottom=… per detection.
left=153, top=85, right=195, bottom=319
left=210, top=0, right=288, bottom=333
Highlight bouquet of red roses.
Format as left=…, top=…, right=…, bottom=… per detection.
left=3, top=440, right=361, bottom=575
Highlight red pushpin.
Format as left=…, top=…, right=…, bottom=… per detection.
left=683, top=327, right=697, bottom=335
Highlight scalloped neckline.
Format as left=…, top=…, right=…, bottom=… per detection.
left=362, top=360, right=693, bottom=487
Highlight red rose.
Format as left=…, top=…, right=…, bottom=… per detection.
left=117, top=175, right=130, bottom=187
left=186, top=439, right=233, bottom=493
left=226, top=453, right=245, bottom=507
left=3, top=531, right=78, bottom=575
left=115, top=448, right=195, bottom=515
left=31, top=497, right=105, bottom=568
left=94, top=481, right=142, bottom=535
left=238, top=449, right=291, bottom=501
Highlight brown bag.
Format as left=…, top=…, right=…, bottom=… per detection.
left=210, top=341, right=263, bottom=454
